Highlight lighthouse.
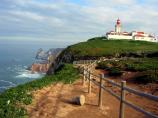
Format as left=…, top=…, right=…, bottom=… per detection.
left=115, top=18, right=121, bottom=33
left=106, top=18, right=156, bottom=42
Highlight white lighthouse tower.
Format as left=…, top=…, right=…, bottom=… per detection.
left=115, top=18, right=121, bottom=34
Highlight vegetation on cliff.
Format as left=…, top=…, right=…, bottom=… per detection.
left=97, top=58, right=158, bottom=71
left=65, top=37, right=158, bottom=59
left=96, top=58, right=158, bottom=83
left=64, top=37, right=158, bottom=84
left=0, top=64, right=79, bottom=117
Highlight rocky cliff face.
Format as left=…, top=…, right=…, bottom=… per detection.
left=36, top=48, right=63, bottom=60
left=31, top=63, right=49, bottom=73
left=29, top=48, right=64, bottom=74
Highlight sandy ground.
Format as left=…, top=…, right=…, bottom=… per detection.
left=26, top=67, right=158, bottom=118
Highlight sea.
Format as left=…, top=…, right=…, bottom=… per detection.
left=0, top=40, right=67, bottom=93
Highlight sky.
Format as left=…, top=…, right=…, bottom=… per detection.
left=0, top=0, right=158, bottom=44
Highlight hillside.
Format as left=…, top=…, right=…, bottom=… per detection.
left=64, top=37, right=158, bottom=59
left=0, top=64, right=79, bottom=117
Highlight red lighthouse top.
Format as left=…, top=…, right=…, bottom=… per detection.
left=116, top=18, right=121, bottom=25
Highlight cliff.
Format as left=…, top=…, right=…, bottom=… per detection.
left=62, top=37, right=158, bottom=60
left=30, top=48, right=63, bottom=73
left=31, top=63, right=49, bottom=73
left=47, top=37, right=158, bottom=74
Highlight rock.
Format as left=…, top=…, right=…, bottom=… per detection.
left=36, top=48, right=48, bottom=60
left=31, top=63, right=49, bottom=73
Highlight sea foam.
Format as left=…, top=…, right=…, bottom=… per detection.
left=15, top=69, right=45, bottom=79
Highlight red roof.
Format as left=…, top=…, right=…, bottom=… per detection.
left=134, top=34, right=144, bottom=37
left=136, top=32, right=144, bottom=34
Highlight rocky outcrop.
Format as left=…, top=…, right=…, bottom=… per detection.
left=47, top=50, right=64, bottom=75
left=31, top=63, right=49, bottom=73
left=36, top=48, right=63, bottom=60
left=29, top=48, right=64, bottom=74
left=36, top=48, right=48, bottom=60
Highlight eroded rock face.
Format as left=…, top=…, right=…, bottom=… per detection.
left=32, top=48, right=64, bottom=74
left=36, top=48, right=64, bottom=60
left=31, top=63, right=50, bottom=73
left=36, top=48, right=48, bottom=60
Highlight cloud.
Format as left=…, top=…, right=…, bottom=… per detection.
left=0, top=0, right=158, bottom=44
left=9, top=11, right=45, bottom=21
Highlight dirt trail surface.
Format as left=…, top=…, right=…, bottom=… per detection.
left=26, top=70, right=158, bottom=118
left=27, top=78, right=109, bottom=118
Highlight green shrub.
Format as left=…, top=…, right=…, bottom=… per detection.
left=97, top=58, right=158, bottom=72
left=96, top=58, right=158, bottom=83
left=133, top=73, right=158, bottom=84
left=109, top=67, right=122, bottom=76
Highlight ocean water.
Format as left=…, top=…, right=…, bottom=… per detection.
left=0, top=40, right=65, bottom=92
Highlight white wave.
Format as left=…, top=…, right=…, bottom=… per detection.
left=14, top=65, right=23, bottom=71
left=16, top=71, right=45, bottom=79
left=0, top=80, right=16, bottom=86
left=0, top=80, right=16, bottom=90
left=6, top=65, right=23, bottom=72
left=6, top=64, right=45, bottom=79
left=0, top=85, right=14, bottom=89
left=24, top=66, right=28, bottom=69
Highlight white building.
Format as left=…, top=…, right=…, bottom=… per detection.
left=106, top=19, right=157, bottom=42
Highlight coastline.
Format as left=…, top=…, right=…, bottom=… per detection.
left=0, top=64, right=79, bottom=117
left=0, top=47, right=63, bottom=93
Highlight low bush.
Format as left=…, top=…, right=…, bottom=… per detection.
left=109, top=67, right=122, bottom=76
left=97, top=58, right=158, bottom=72
left=133, top=72, right=158, bottom=84
left=96, top=58, right=158, bottom=83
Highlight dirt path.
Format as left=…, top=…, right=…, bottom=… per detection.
left=26, top=68, right=158, bottom=118
left=26, top=79, right=110, bottom=118
left=26, top=79, right=149, bottom=118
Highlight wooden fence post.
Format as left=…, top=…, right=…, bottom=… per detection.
left=119, top=81, right=126, bottom=118
left=88, top=71, right=92, bottom=94
left=98, top=73, right=104, bottom=108
left=86, top=68, right=89, bottom=81
left=83, top=66, right=86, bottom=86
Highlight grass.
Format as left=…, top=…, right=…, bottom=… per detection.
left=97, top=58, right=158, bottom=71
left=66, top=37, right=158, bottom=57
left=0, top=64, right=79, bottom=118
left=63, top=37, right=158, bottom=83
left=96, top=58, right=158, bottom=83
